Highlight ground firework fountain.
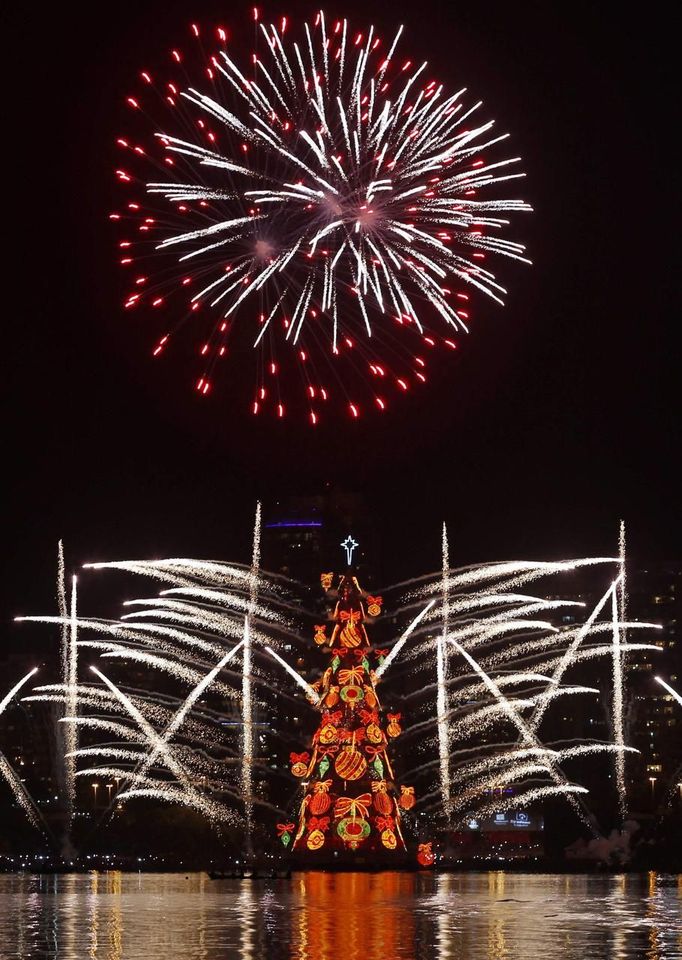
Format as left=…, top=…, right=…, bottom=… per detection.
left=6, top=518, right=674, bottom=868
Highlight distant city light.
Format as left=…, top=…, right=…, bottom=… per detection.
left=264, top=521, right=322, bottom=529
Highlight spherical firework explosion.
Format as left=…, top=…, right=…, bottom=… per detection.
left=113, top=11, right=531, bottom=421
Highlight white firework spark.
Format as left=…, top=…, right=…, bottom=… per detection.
left=114, top=13, right=531, bottom=420
left=655, top=676, right=682, bottom=708
left=437, top=522, right=451, bottom=813
left=13, top=528, right=654, bottom=840
left=0, top=669, right=41, bottom=829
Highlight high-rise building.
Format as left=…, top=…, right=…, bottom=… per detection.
left=625, top=563, right=682, bottom=812
left=262, top=487, right=380, bottom=586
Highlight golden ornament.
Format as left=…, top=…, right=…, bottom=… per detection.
left=306, top=829, right=325, bottom=851
left=381, top=828, right=398, bottom=850
left=318, top=723, right=338, bottom=745
left=366, top=723, right=383, bottom=745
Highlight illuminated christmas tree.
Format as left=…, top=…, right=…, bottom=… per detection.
left=277, top=549, right=418, bottom=858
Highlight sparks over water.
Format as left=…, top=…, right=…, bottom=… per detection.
left=13, top=525, right=662, bottom=843
left=113, top=13, right=531, bottom=420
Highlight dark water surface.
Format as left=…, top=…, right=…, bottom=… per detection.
left=0, top=871, right=680, bottom=959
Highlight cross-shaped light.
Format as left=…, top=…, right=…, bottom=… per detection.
left=340, top=535, right=359, bottom=566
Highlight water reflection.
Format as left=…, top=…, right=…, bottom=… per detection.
left=0, top=871, right=679, bottom=959
left=290, top=872, right=416, bottom=960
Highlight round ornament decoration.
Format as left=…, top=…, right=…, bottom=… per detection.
left=337, top=817, right=371, bottom=844
left=307, top=829, right=326, bottom=851
left=362, top=686, right=377, bottom=709
left=417, top=842, right=435, bottom=867
left=366, top=596, right=383, bottom=617
left=339, top=625, right=363, bottom=648
left=291, top=762, right=308, bottom=778
left=398, top=786, right=416, bottom=810
left=372, top=781, right=393, bottom=815
left=320, top=573, right=334, bottom=592
left=334, top=747, right=367, bottom=782
left=381, top=828, right=398, bottom=850
left=340, top=684, right=364, bottom=706
left=325, top=687, right=340, bottom=708
left=387, top=713, right=402, bottom=738
left=366, top=723, right=383, bottom=745
left=309, top=781, right=333, bottom=815
left=318, top=722, right=338, bottom=745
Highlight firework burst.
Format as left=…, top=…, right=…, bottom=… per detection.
left=113, top=11, right=531, bottom=421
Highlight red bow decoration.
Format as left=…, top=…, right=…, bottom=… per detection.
left=387, top=712, right=402, bottom=723
left=322, top=710, right=343, bottom=725
left=364, top=745, right=384, bottom=758
left=366, top=596, right=383, bottom=606
left=321, top=744, right=340, bottom=755
left=307, top=816, right=330, bottom=832
left=352, top=648, right=368, bottom=661
left=375, top=815, right=395, bottom=831
left=339, top=610, right=361, bottom=623
left=289, top=751, right=310, bottom=764
left=332, top=648, right=347, bottom=658
left=374, top=649, right=389, bottom=658
left=276, top=822, right=295, bottom=836
left=359, top=709, right=379, bottom=725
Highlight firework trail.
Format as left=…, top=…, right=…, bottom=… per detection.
left=0, top=755, right=41, bottom=830
left=0, top=669, right=41, bottom=830
left=437, top=522, right=451, bottom=813
left=615, top=519, right=628, bottom=817
left=384, top=542, right=657, bottom=828
left=56, top=542, right=77, bottom=823
left=526, top=579, right=620, bottom=734
left=89, top=666, right=228, bottom=821
left=375, top=599, right=435, bottom=678
left=0, top=669, right=39, bottom=719
left=444, top=635, right=593, bottom=824
left=655, top=676, right=682, bottom=707
left=265, top=645, right=320, bottom=703
left=19, top=537, right=305, bottom=826
left=66, top=575, right=79, bottom=817
left=610, top=584, right=627, bottom=818
left=131, top=638, right=246, bottom=783
left=242, top=503, right=262, bottom=857
left=113, top=13, right=531, bottom=420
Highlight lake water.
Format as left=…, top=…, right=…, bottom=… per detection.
left=0, top=871, right=679, bottom=959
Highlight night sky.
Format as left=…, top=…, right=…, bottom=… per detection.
left=4, top=2, right=679, bottom=640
